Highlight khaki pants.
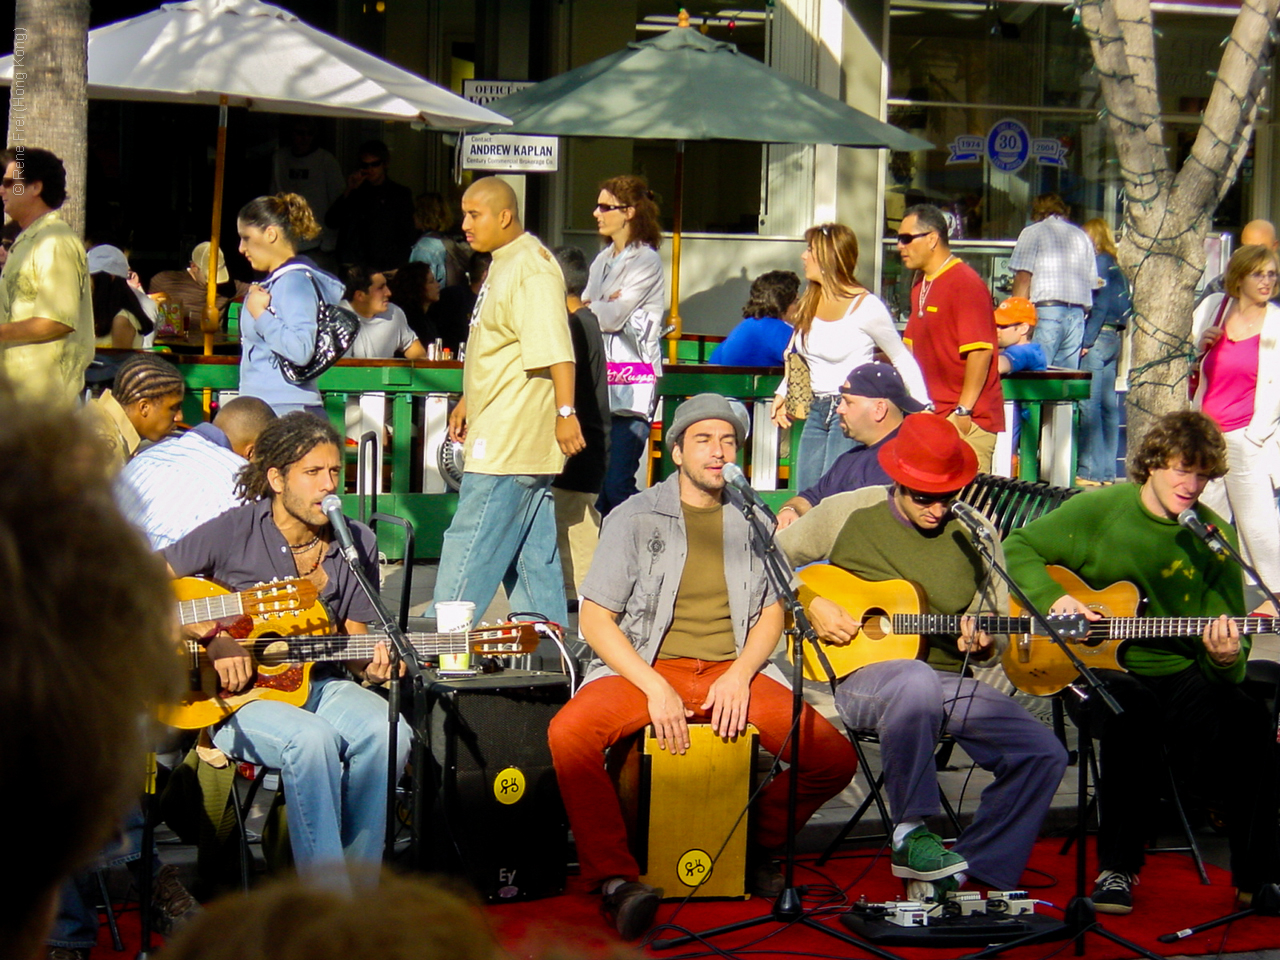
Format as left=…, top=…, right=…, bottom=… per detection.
left=948, top=413, right=998, bottom=474
left=553, top=487, right=602, bottom=596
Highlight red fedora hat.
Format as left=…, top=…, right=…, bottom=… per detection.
left=877, top=413, right=979, bottom=493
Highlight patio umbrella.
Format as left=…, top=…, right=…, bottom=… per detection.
left=0, top=0, right=509, bottom=352
left=479, top=12, right=931, bottom=354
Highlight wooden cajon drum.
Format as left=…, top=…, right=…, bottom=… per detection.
left=615, top=723, right=758, bottom=899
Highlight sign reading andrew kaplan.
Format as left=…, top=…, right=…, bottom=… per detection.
left=460, top=80, right=559, bottom=173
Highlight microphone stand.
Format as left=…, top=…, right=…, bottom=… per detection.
left=651, top=488, right=904, bottom=960
left=333, top=535, right=425, bottom=863
left=1188, top=515, right=1280, bottom=616
left=951, top=509, right=1163, bottom=960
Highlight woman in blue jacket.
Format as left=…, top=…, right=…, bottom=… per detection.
left=237, top=193, right=346, bottom=415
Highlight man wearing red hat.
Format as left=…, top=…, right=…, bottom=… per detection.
left=778, top=413, right=1067, bottom=900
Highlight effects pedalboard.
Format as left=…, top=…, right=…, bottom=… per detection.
left=841, top=890, right=1065, bottom=947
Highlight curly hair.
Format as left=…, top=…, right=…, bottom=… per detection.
left=1129, top=410, right=1228, bottom=483
left=743, top=270, right=801, bottom=320
left=113, top=353, right=185, bottom=407
left=237, top=193, right=322, bottom=249
left=0, top=380, right=180, bottom=952
left=237, top=411, right=342, bottom=502
left=599, top=174, right=662, bottom=251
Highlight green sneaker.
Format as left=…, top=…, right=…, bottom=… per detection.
left=891, top=825, right=968, bottom=881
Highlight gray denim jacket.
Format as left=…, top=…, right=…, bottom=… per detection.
left=578, top=473, right=789, bottom=689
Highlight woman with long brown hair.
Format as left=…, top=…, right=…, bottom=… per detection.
left=583, top=174, right=667, bottom=515
left=1077, top=219, right=1130, bottom=485
left=237, top=193, right=346, bottom=415
left=771, top=223, right=927, bottom=491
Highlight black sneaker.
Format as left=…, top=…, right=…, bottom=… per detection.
left=1090, top=870, right=1136, bottom=915
left=602, top=881, right=662, bottom=940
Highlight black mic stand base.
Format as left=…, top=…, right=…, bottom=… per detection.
left=1157, top=882, right=1280, bottom=944
left=963, top=896, right=1163, bottom=960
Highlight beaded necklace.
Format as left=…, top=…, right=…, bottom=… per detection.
left=916, top=255, right=956, bottom=320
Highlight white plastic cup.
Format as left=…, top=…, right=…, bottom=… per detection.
left=436, top=600, right=476, bottom=671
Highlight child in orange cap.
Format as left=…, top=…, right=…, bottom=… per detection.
left=994, top=297, right=1047, bottom=375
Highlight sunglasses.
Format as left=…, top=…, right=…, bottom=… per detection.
left=0, top=177, right=20, bottom=189
left=896, top=231, right=932, bottom=245
left=595, top=202, right=630, bottom=213
left=359, top=159, right=384, bottom=169
left=901, top=486, right=962, bottom=507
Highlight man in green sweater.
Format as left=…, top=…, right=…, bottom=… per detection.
left=1005, top=410, right=1278, bottom=915
left=778, top=413, right=1067, bottom=902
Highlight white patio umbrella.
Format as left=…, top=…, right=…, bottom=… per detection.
left=0, top=0, right=509, bottom=351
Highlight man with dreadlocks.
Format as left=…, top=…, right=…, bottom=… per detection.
left=163, top=412, right=409, bottom=878
left=86, top=353, right=186, bottom=473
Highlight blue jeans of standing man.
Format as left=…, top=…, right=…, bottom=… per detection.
left=1078, top=327, right=1122, bottom=482
left=210, top=676, right=410, bottom=881
left=795, top=394, right=857, bottom=492
left=597, top=415, right=651, bottom=516
left=835, top=659, right=1067, bottom=888
left=1032, top=304, right=1085, bottom=370
left=432, top=472, right=569, bottom=666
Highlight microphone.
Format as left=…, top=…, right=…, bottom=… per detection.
left=321, top=494, right=360, bottom=563
left=720, top=462, right=776, bottom=521
left=1177, top=507, right=1227, bottom=557
left=949, top=500, right=991, bottom=539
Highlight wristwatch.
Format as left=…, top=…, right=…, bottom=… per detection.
left=953, top=404, right=974, bottom=418
left=556, top=405, right=576, bottom=418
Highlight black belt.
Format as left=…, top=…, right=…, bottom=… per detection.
left=1034, top=299, right=1083, bottom=308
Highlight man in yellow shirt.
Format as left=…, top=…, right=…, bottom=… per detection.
left=0, top=148, right=94, bottom=406
left=434, top=177, right=583, bottom=664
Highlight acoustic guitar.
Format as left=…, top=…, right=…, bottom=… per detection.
left=790, top=564, right=1088, bottom=683
left=1004, top=565, right=1269, bottom=696
left=163, top=604, right=546, bottom=730
left=173, top=577, right=320, bottom=637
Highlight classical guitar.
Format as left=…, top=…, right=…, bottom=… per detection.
left=790, top=564, right=1087, bottom=683
left=172, top=577, right=320, bottom=637
left=1004, top=565, right=1269, bottom=696
left=163, top=607, right=546, bottom=729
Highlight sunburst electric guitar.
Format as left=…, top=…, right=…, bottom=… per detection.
left=1004, top=565, right=1269, bottom=696
left=162, top=594, right=545, bottom=729
left=789, top=565, right=1088, bottom=683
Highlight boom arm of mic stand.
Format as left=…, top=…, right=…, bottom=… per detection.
left=338, top=550, right=424, bottom=681
left=1205, top=526, right=1280, bottom=615
left=965, top=526, right=1122, bottom=718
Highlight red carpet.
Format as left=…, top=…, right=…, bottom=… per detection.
left=486, top=838, right=1280, bottom=959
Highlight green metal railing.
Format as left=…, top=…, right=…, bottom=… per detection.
left=158, top=354, right=1088, bottom=558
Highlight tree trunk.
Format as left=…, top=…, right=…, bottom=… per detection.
left=7, top=0, right=89, bottom=237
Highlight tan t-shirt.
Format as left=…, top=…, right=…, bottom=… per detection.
left=658, top=502, right=737, bottom=661
left=462, top=231, right=573, bottom=475
left=0, top=211, right=94, bottom=407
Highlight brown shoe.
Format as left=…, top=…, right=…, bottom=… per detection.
left=151, top=863, right=201, bottom=935
left=602, top=881, right=662, bottom=940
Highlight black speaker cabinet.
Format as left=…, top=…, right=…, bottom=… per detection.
left=414, top=670, right=570, bottom=902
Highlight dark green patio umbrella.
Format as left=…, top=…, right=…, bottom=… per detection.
left=480, top=14, right=932, bottom=350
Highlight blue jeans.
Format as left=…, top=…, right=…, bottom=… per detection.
left=1078, top=327, right=1121, bottom=482
left=835, top=659, right=1067, bottom=888
left=795, top=395, right=856, bottom=492
left=1032, top=304, right=1085, bottom=369
left=210, top=676, right=410, bottom=879
left=50, top=807, right=150, bottom=949
left=597, top=416, right=650, bottom=516
left=432, top=472, right=569, bottom=666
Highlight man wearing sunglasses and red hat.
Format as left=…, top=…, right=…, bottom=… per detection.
left=778, top=412, right=1066, bottom=901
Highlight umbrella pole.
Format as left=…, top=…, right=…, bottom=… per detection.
left=204, top=95, right=229, bottom=366
left=667, top=139, right=684, bottom=364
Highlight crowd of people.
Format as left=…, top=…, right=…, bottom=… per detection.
left=3, top=136, right=1279, bottom=960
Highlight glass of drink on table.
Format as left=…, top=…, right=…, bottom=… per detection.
left=436, top=600, right=475, bottom=671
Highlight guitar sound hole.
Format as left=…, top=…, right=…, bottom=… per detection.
left=860, top=611, right=890, bottom=641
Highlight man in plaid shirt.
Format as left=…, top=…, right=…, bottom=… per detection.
left=1009, top=193, right=1099, bottom=370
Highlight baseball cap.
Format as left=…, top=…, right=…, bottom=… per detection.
left=191, top=242, right=231, bottom=284
left=665, top=393, right=750, bottom=451
left=87, top=244, right=130, bottom=279
left=841, top=362, right=927, bottom=413
left=994, top=297, right=1037, bottom=327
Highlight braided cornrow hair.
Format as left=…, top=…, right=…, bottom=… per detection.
left=236, top=411, right=341, bottom=502
left=112, top=354, right=185, bottom=407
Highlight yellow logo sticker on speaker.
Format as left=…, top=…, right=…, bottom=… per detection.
left=493, top=767, right=526, bottom=805
left=677, top=849, right=713, bottom=887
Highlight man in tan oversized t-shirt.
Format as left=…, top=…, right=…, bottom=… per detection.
left=431, top=177, right=583, bottom=662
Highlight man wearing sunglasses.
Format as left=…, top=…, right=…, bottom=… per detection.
left=897, top=204, right=1004, bottom=472
left=325, top=139, right=416, bottom=272
left=778, top=413, right=1066, bottom=902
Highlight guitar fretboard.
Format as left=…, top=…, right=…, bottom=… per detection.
left=1094, top=617, right=1273, bottom=639
left=177, top=594, right=244, bottom=626
left=183, top=627, right=529, bottom=666
left=891, top=615, right=1037, bottom=635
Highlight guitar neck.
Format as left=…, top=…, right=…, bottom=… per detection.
left=891, top=614, right=1035, bottom=635
left=1095, top=616, right=1270, bottom=639
left=177, top=593, right=243, bottom=626
left=185, top=628, right=521, bottom=664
